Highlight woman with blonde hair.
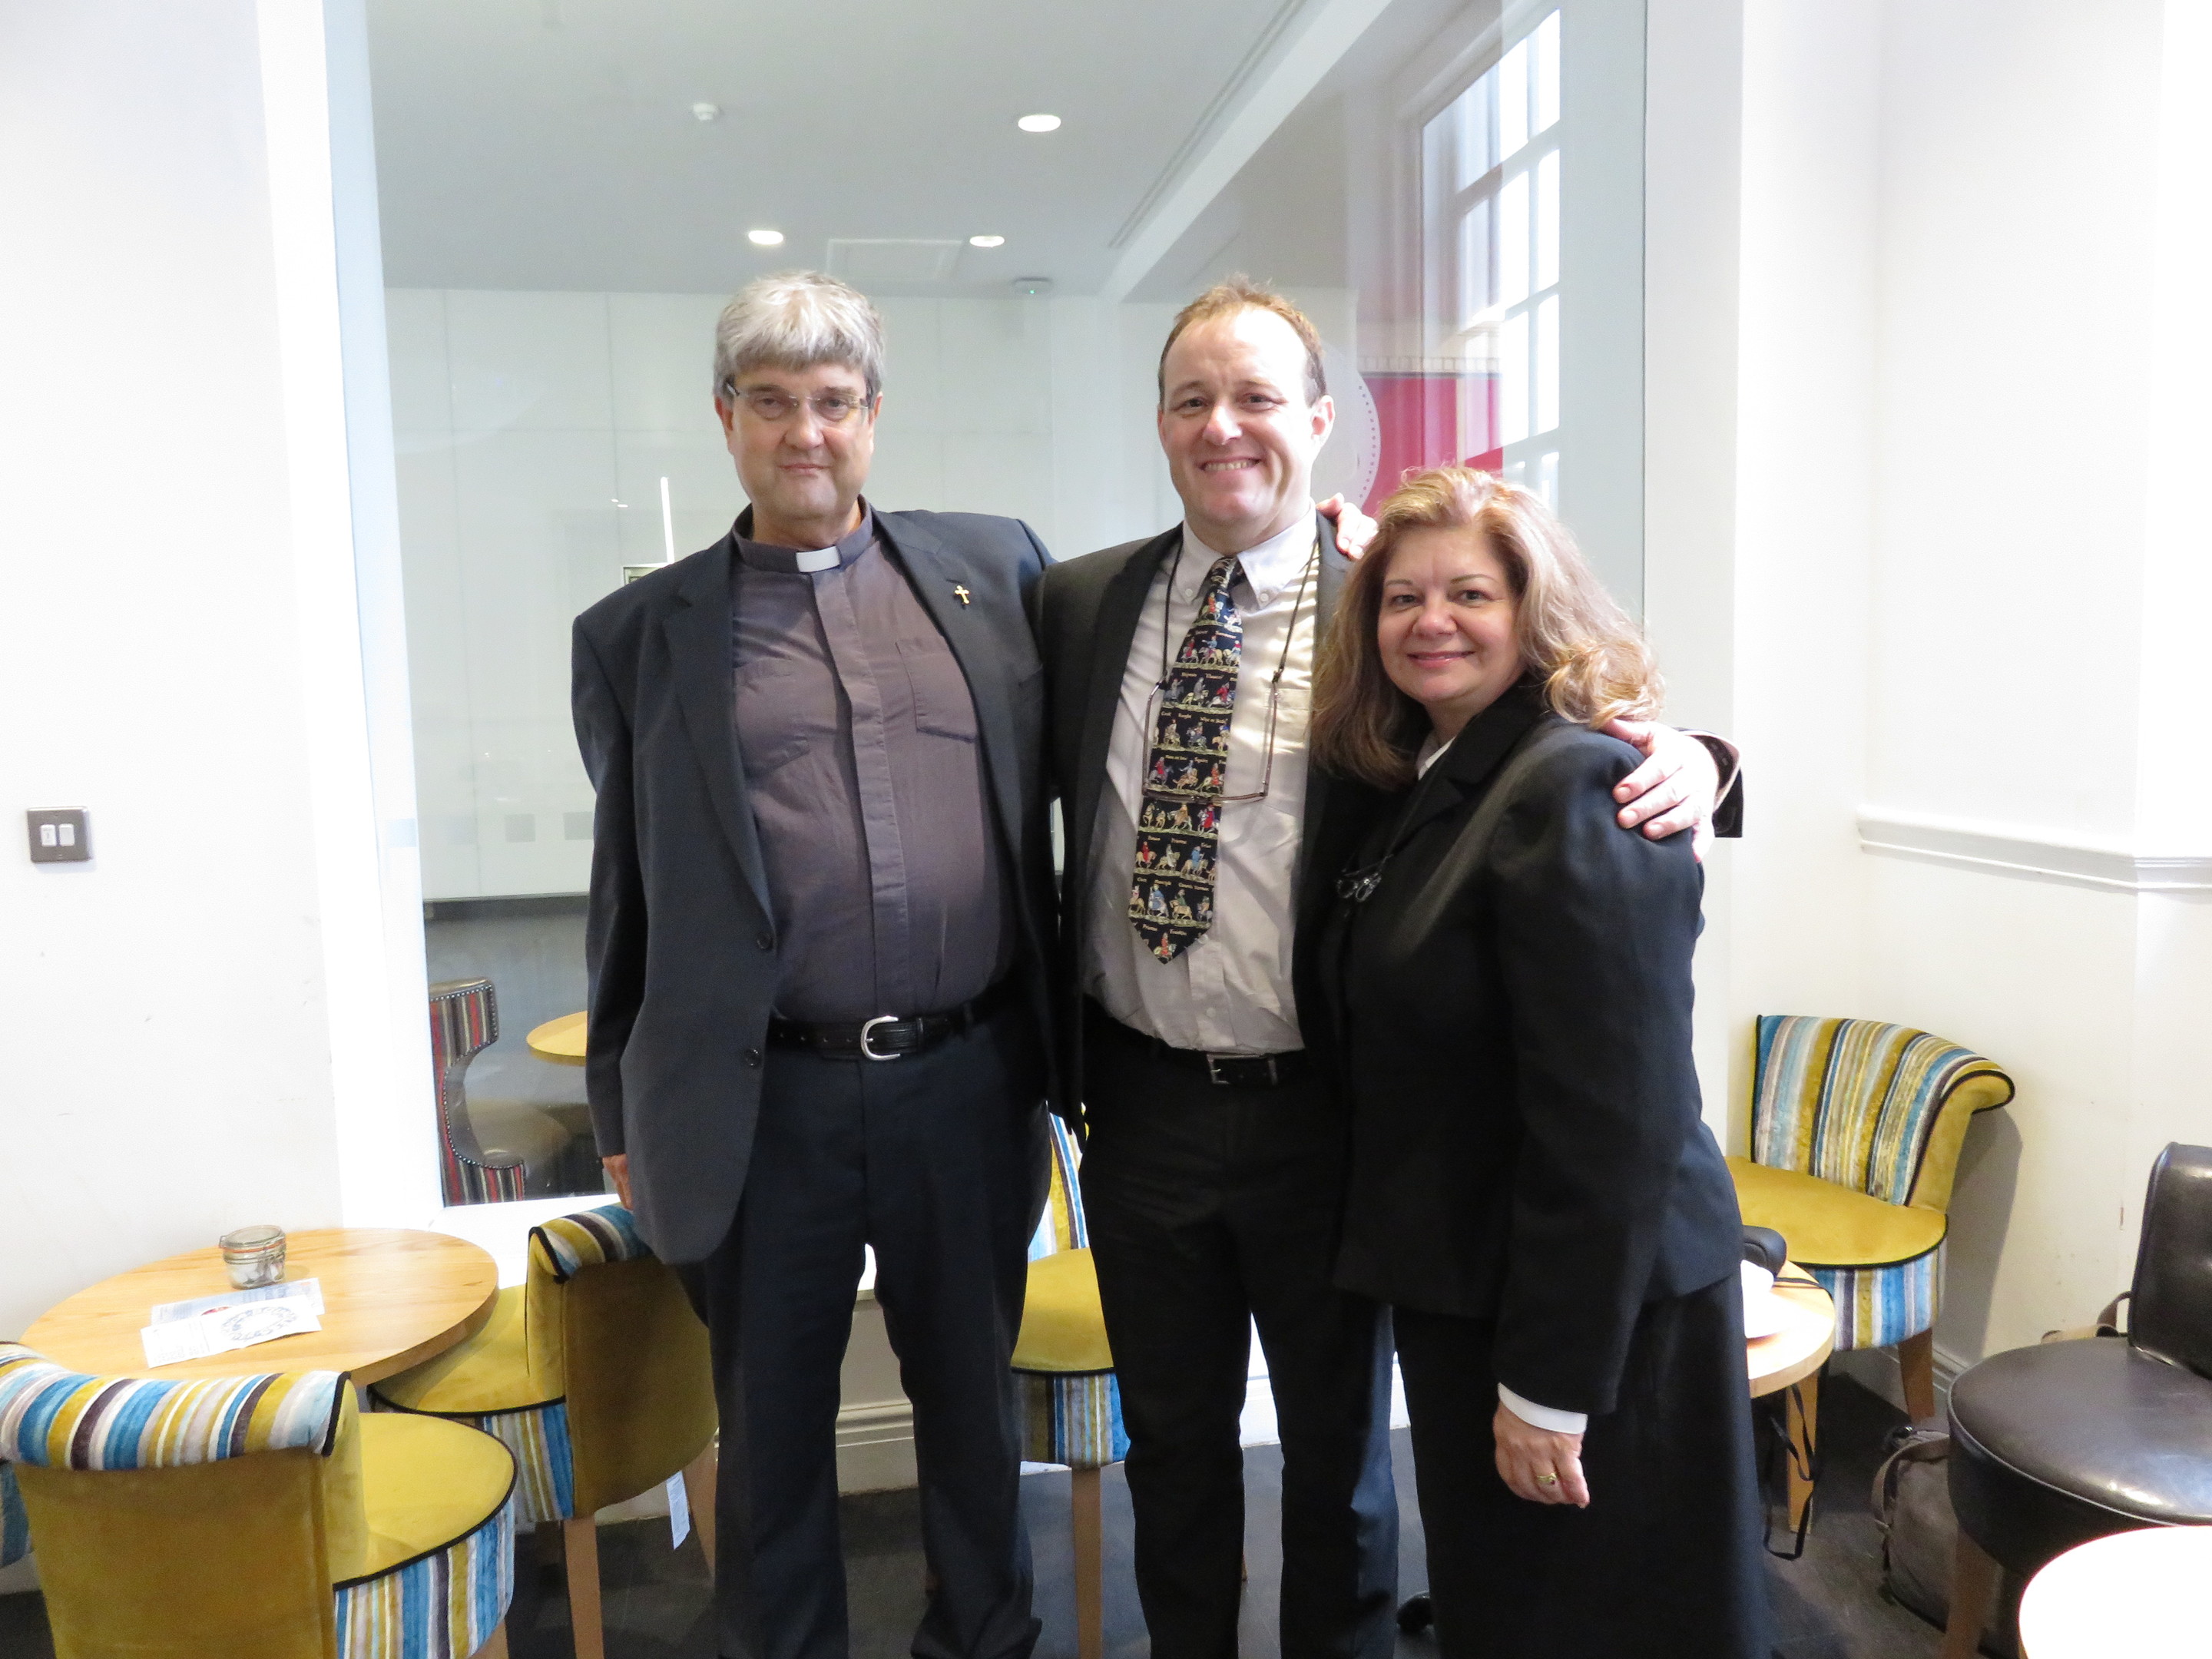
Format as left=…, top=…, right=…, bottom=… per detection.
left=1309, top=469, right=1768, bottom=1657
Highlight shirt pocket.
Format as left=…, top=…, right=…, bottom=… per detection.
left=733, top=658, right=830, bottom=779
left=896, top=634, right=980, bottom=743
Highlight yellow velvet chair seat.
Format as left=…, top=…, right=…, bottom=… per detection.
left=373, top=1286, right=555, bottom=1416
left=341, top=1413, right=518, bottom=1584
left=1728, top=1157, right=1948, bottom=1267
left=1013, top=1249, right=1114, bottom=1374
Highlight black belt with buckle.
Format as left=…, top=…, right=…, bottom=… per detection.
left=1095, top=1008, right=1311, bottom=1088
left=769, top=977, right=1015, bottom=1062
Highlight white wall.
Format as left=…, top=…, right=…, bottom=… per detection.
left=1648, top=0, right=2212, bottom=1382
left=0, top=0, right=436, bottom=1346
left=389, top=287, right=1178, bottom=899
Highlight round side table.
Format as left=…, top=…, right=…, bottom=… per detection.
left=24, top=1227, right=499, bottom=1385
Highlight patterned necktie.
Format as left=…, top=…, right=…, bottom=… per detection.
left=1131, top=554, right=1240, bottom=962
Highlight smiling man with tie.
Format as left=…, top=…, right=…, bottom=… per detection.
left=571, top=272, right=1058, bottom=1659
left=1034, top=280, right=1738, bottom=1659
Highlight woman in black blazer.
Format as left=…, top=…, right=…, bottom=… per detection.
left=1309, top=469, right=1768, bottom=1658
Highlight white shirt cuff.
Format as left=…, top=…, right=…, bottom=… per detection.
left=1498, top=1383, right=1588, bottom=1435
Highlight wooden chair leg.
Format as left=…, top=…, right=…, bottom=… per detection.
left=562, top=1515, right=607, bottom=1659
left=472, top=1620, right=508, bottom=1659
left=684, top=1440, right=719, bottom=1581
left=1941, top=1527, right=2001, bottom=1659
left=1071, top=1465, right=1104, bottom=1659
left=1900, top=1329, right=1939, bottom=1422
left=1785, top=1370, right=1820, bottom=1532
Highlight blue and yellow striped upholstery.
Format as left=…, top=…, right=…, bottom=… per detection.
left=533, top=1205, right=650, bottom=1279
left=0, top=1343, right=514, bottom=1659
left=1742, top=1016, right=2013, bottom=1353
left=0, top=1347, right=343, bottom=1467
left=1015, top=1118, right=1128, bottom=1470
left=333, top=1495, right=512, bottom=1659
left=1752, top=1016, right=2011, bottom=1207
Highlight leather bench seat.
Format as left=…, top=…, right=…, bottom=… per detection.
left=1948, top=1335, right=2212, bottom=1575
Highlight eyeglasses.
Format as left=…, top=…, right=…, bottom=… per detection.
left=724, top=386, right=874, bottom=426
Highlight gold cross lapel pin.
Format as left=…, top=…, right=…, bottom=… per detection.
left=952, top=584, right=972, bottom=607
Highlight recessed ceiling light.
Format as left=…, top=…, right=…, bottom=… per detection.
left=1016, top=114, right=1061, bottom=133
left=747, top=229, right=785, bottom=247
left=692, top=102, right=721, bottom=122
left=969, top=234, right=1006, bottom=248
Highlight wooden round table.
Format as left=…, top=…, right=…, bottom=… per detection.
left=527, top=1010, right=588, bottom=1065
left=2018, top=1525, right=2212, bottom=1657
left=23, top=1227, right=499, bottom=1386
left=1747, top=1263, right=1836, bottom=1398
left=1746, top=1264, right=1836, bottom=1532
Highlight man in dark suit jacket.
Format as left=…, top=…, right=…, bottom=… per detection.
left=571, top=273, right=1055, bottom=1659
left=1033, top=281, right=1738, bottom=1659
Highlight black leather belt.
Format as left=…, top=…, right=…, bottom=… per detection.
left=1094, top=1007, right=1312, bottom=1088
left=769, top=978, right=1014, bottom=1062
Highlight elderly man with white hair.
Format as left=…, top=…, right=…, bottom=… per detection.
left=571, top=272, right=1062, bottom=1659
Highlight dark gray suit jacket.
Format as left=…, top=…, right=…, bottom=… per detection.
left=571, top=509, right=1057, bottom=1263
left=1031, top=511, right=1354, bottom=1101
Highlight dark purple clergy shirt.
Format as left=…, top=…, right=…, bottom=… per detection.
left=730, top=505, right=1013, bottom=1022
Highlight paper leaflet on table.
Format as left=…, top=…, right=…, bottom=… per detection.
left=140, top=1298, right=324, bottom=1368
left=148, top=1277, right=324, bottom=1323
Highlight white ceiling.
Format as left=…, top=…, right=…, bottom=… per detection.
left=366, top=0, right=1325, bottom=295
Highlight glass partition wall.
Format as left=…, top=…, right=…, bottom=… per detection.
left=368, top=0, right=1647, bottom=1204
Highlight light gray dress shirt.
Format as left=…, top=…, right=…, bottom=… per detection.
left=1082, top=511, right=1321, bottom=1056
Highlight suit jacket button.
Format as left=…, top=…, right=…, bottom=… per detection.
left=743, top=1047, right=763, bottom=1068
left=757, top=932, right=775, bottom=951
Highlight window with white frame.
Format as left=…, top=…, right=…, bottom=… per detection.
left=1420, top=8, right=1561, bottom=502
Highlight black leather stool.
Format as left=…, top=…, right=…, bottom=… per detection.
left=1941, top=1142, right=2212, bottom=1657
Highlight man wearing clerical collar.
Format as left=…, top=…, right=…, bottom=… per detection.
left=573, top=273, right=1056, bottom=1659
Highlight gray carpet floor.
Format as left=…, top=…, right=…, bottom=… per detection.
left=0, top=1377, right=1949, bottom=1659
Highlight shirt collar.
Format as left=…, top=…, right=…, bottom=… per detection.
left=1177, top=506, right=1318, bottom=606
left=733, top=501, right=876, bottom=575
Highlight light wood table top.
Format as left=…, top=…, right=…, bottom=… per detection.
left=1747, top=1263, right=1836, bottom=1398
left=527, top=1010, right=588, bottom=1065
left=23, top=1227, right=499, bottom=1386
left=2018, top=1525, right=2212, bottom=1657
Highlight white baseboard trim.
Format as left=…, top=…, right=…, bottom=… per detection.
left=836, top=1397, right=917, bottom=1494
left=1857, top=809, right=2212, bottom=893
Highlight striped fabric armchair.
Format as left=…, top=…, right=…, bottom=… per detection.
left=0, top=1344, right=514, bottom=1659
left=1012, top=1115, right=1126, bottom=1659
left=370, top=1205, right=716, bottom=1659
left=1730, top=1016, right=2014, bottom=1421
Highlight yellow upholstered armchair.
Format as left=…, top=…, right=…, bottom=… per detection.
left=1730, top=1015, right=2014, bottom=1421
left=369, top=1204, right=716, bottom=1659
left=0, top=1343, right=514, bottom=1659
left=1012, top=1115, right=1128, bottom=1659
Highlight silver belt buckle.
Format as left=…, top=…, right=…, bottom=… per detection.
left=859, top=1014, right=904, bottom=1061
left=1204, top=1052, right=1276, bottom=1087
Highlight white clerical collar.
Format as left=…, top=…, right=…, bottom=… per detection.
left=1177, top=507, right=1318, bottom=606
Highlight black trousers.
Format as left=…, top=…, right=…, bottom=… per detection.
left=1394, top=1273, right=1773, bottom=1659
left=678, top=1002, right=1051, bottom=1659
left=1078, top=1005, right=1399, bottom=1659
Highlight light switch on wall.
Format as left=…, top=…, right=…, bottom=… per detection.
left=27, top=807, right=91, bottom=863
